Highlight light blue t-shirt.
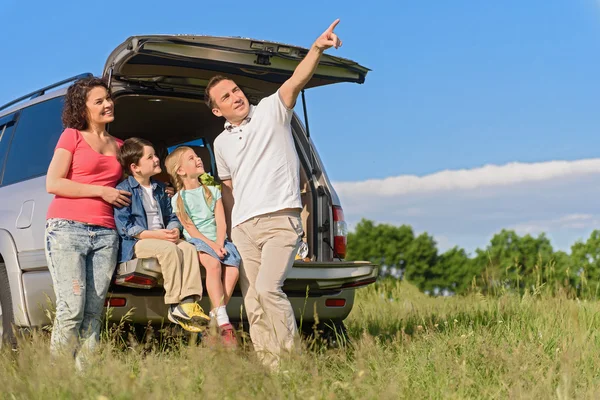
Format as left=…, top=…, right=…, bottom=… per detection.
left=172, top=186, right=222, bottom=241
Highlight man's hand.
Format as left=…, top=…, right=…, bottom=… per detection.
left=280, top=18, right=343, bottom=109
left=314, top=19, right=342, bottom=51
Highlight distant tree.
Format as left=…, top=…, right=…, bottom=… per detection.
left=472, top=229, right=555, bottom=291
left=346, top=219, right=415, bottom=269
left=550, top=250, right=576, bottom=290
left=346, top=220, right=438, bottom=290
left=571, top=230, right=600, bottom=291
left=433, top=247, right=480, bottom=295
left=346, top=219, right=581, bottom=296
left=403, top=232, right=438, bottom=292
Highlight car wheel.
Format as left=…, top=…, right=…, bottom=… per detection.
left=320, top=320, right=350, bottom=348
left=0, top=262, right=17, bottom=349
left=301, top=319, right=350, bottom=349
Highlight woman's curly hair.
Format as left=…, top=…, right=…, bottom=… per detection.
left=61, top=76, right=110, bottom=130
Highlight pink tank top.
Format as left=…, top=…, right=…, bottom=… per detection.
left=46, top=128, right=123, bottom=229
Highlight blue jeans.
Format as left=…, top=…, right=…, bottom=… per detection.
left=45, top=218, right=118, bottom=361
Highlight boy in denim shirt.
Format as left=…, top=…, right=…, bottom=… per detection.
left=114, top=138, right=209, bottom=332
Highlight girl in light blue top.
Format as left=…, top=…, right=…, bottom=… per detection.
left=166, top=146, right=240, bottom=345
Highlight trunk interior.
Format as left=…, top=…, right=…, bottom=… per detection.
left=109, top=93, right=315, bottom=268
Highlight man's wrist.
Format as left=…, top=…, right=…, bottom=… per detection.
left=311, top=43, right=325, bottom=53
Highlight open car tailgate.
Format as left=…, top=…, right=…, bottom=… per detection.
left=103, top=35, right=370, bottom=96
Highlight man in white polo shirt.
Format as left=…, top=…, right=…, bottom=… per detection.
left=207, top=19, right=343, bottom=368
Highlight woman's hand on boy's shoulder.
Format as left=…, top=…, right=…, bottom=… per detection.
left=103, top=187, right=131, bottom=207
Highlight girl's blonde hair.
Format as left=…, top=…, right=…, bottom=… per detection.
left=165, top=146, right=213, bottom=226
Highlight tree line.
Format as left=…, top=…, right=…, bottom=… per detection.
left=346, top=219, right=600, bottom=296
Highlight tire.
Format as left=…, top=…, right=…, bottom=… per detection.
left=0, top=262, right=17, bottom=349
left=301, top=319, right=350, bottom=349
left=321, top=320, right=350, bottom=348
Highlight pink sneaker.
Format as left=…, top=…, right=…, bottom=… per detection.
left=219, top=323, right=238, bottom=348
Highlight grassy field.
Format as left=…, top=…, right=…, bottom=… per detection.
left=3, top=279, right=600, bottom=399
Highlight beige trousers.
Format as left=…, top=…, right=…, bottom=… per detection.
left=134, top=239, right=203, bottom=304
left=231, top=209, right=303, bottom=367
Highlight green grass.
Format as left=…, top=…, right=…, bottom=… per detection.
left=3, top=279, right=600, bottom=399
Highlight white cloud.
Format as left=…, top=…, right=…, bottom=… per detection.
left=335, top=159, right=600, bottom=197
left=333, top=159, right=600, bottom=253
left=510, top=214, right=600, bottom=235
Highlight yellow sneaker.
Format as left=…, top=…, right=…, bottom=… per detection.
left=171, top=302, right=211, bottom=323
left=168, top=305, right=209, bottom=333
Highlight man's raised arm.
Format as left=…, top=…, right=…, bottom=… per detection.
left=279, top=19, right=343, bottom=109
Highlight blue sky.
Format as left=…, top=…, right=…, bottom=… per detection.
left=2, top=0, right=600, bottom=253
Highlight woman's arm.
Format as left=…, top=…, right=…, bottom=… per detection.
left=46, top=148, right=131, bottom=206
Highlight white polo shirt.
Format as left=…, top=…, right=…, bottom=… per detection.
left=214, top=90, right=302, bottom=228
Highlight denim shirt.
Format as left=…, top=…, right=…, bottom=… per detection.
left=114, top=176, right=182, bottom=263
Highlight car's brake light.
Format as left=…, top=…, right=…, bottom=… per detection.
left=341, top=277, right=377, bottom=289
left=114, top=273, right=157, bottom=289
left=104, top=297, right=127, bottom=307
left=325, top=298, right=346, bottom=307
left=332, top=206, right=347, bottom=259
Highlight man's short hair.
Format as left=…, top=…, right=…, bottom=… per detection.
left=205, top=75, right=231, bottom=109
left=118, top=137, right=154, bottom=176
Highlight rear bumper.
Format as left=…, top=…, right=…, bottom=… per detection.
left=21, top=261, right=377, bottom=327
left=105, top=288, right=356, bottom=325
left=287, top=261, right=378, bottom=290
left=108, top=260, right=378, bottom=324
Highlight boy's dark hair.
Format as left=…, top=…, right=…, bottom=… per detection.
left=118, top=137, right=154, bottom=176
left=62, top=76, right=110, bottom=130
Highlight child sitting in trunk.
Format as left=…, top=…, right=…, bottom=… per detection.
left=114, top=138, right=210, bottom=332
left=165, top=146, right=241, bottom=346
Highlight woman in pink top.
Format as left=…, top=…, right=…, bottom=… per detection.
left=44, top=76, right=131, bottom=369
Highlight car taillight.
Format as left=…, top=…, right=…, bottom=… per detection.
left=333, top=206, right=347, bottom=259
left=114, top=273, right=157, bottom=289
left=104, top=297, right=127, bottom=307
left=325, top=298, right=346, bottom=307
left=341, top=277, right=377, bottom=288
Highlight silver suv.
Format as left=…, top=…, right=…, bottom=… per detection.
left=0, top=35, right=377, bottom=346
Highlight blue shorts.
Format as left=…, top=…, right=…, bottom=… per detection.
left=186, top=238, right=241, bottom=268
